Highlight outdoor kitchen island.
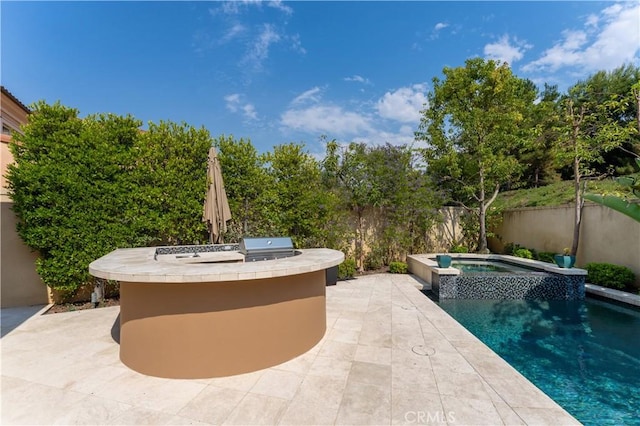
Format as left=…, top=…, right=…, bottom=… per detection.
left=89, top=244, right=344, bottom=379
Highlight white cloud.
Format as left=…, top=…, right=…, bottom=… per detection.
left=585, top=14, right=599, bottom=29
left=243, top=104, right=258, bottom=120
left=224, top=94, right=241, bottom=112
left=523, top=3, right=640, bottom=73
left=224, top=94, right=258, bottom=120
left=280, top=105, right=373, bottom=136
left=434, top=22, right=449, bottom=31
left=352, top=125, right=418, bottom=148
left=289, top=34, right=306, bottom=55
left=219, top=23, right=247, bottom=44
left=429, top=22, right=450, bottom=40
left=484, top=34, right=532, bottom=65
left=292, top=87, right=322, bottom=105
left=268, top=0, right=293, bottom=15
left=375, top=83, right=428, bottom=123
left=344, top=75, right=371, bottom=85
left=242, top=23, right=281, bottom=71
left=215, top=0, right=291, bottom=15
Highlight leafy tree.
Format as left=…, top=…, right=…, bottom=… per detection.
left=578, top=64, right=640, bottom=175
left=7, top=102, right=141, bottom=297
left=214, top=135, right=272, bottom=240
left=362, top=143, right=439, bottom=262
left=322, top=140, right=438, bottom=267
left=131, top=121, right=211, bottom=245
left=416, top=58, right=536, bottom=252
left=519, top=84, right=563, bottom=187
left=322, top=141, right=380, bottom=269
left=263, top=142, right=333, bottom=248
left=556, top=68, right=639, bottom=255
left=585, top=157, right=640, bottom=223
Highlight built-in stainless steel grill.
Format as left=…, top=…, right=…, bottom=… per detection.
left=240, top=237, right=296, bottom=262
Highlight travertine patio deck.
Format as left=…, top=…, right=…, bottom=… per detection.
left=1, top=274, right=579, bottom=425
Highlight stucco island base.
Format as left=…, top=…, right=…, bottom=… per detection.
left=119, top=271, right=326, bottom=379
left=89, top=247, right=343, bottom=379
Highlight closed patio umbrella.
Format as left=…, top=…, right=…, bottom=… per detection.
left=203, top=147, right=232, bottom=243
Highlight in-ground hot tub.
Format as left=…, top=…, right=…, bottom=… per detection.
left=407, top=253, right=586, bottom=300
left=89, top=243, right=343, bottom=379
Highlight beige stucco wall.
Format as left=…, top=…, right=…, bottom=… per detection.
left=491, top=204, right=640, bottom=286
left=1, top=88, right=47, bottom=307
left=1, top=197, right=49, bottom=307
left=1, top=136, right=14, bottom=192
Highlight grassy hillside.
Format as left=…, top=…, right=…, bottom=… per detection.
left=494, top=174, right=640, bottom=210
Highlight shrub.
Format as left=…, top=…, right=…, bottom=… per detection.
left=585, top=263, right=635, bottom=290
left=389, top=262, right=408, bottom=274
left=512, top=247, right=533, bottom=259
left=338, top=258, right=357, bottom=280
left=503, top=242, right=517, bottom=255
left=364, top=248, right=385, bottom=271
left=450, top=245, right=469, bottom=253
left=537, top=252, right=555, bottom=263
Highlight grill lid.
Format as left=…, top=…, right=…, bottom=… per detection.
left=239, top=237, right=295, bottom=261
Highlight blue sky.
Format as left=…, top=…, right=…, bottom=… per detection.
left=2, top=1, right=639, bottom=156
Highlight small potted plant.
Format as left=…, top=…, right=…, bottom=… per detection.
left=554, top=248, right=576, bottom=268
left=436, top=254, right=452, bottom=268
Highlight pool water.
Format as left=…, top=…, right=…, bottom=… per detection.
left=436, top=297, right=640, bottom=425
left=451, top=260, right=535, bottom=274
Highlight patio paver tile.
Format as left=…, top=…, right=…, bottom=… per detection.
left=208, top=369, right=265, bottom=392
left=347, top=361, right=391, bottom=387
left=177, top=385, right=245, bottom=425
left=317, top=339, right=357, bottom=360
left=354, top=344, right=392, bottom=365
left=439, top=394, right=504, bottom=425
left=92, top=370, right=207, bottom=414
left=307, top=355, right=352, bottom=382
left=390, top=387, right=446, bottom=425
left=249, top=369, right=304, bottom=400
left=335, top=380, right=391, bottom=425
left=222, top=393, right=288, bottom=425
left=278, top=375, right=346, bottom=425
left=391, top=365, right=438, bottom=394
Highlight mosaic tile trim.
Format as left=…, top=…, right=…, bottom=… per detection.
left=155, top=244, right=240, bottom=256
left=433, top=273, right=585, bottom=300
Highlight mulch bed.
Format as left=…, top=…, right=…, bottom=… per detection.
left=44, top=298, right=120, bottom=314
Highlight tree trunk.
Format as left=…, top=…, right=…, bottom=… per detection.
left=356, top=207, right=364, bottom=272
left=243, top=198, right=249, bottom=235
left=478, top=203, right=487, bottom=252
left=571, top=157, right=583, bottom=257
left=568, top=100, right=585, bottom=257
left=477, top=169, right=487, bottom=252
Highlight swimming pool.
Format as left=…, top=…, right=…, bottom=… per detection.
left=435, top=296, right=640, bottom=425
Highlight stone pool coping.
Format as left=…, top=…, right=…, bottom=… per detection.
left=586, top=283, right=640, bottom=308
left=408, top=253, right=587, bottom=281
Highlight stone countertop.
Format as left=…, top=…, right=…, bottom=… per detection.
left=89, top=247, right=344, bottom=283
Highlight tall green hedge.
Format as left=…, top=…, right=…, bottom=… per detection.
left=7, top=102, right=211, bottom=298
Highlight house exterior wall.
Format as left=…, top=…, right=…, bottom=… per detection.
left=490, top=204, right=640, bottom=287
left=1, top=87, right=48, bottom=307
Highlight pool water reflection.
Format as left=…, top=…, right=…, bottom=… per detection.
left=434, top=296, right=640, bottom=425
